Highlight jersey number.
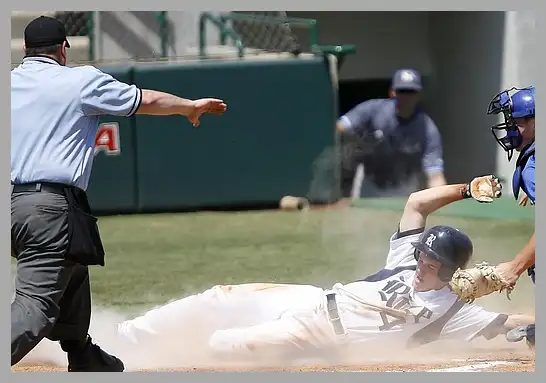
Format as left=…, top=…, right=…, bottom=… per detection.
left=94, top=123, right=121, bottom=156
left=377, top=277, right=433, bottom=331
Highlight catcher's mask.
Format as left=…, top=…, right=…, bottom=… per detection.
left=487, top=86, right=535, bottom=161
left=412, top=226, right=473, bottom=282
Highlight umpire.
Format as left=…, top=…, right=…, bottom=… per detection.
left=11, top=16, right=227, bottom=371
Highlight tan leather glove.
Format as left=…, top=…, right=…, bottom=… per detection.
left=461, top=175, right=503, bottom=203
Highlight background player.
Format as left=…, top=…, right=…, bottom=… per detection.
left=336, top=69, right=446, bottom=199
left=485, top=86, right=535, bottom=349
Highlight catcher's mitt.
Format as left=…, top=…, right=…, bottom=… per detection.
left=462, top=175, right=503, bottom=203
left=449, top=262, right=514, bottom=303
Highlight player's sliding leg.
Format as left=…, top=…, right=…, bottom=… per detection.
left=116, top=283, right=327, bottom=355
left=208, top=307, right=340, bottom=363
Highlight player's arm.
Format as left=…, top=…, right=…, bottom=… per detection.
left=135, top=90, right=224, bottom=117
left=79, top=66, right=226, bottom=123
left=79, top=66, right=142, bottom=117
left=437, top=302, right=535, bottom=343
left=390, top=183, right=469, bottom=269
left=496, top=233, right=535, bottom=285
left=422, top=116, right=447, bottom=188
left=398, top=183, right=469, bottom=233
left=510, top=160, right=537, bottom=275
left=495, top=160, right=535, bottom=285
left=511, top=233, right=536, bottom=276
left=471, top=313, right=535, bottom=340
left=336, top=99, right=380, bottom=135
left=511, top=160, right=536, bottom=275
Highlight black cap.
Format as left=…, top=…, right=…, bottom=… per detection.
left=24, top=16, right=70, bottom=49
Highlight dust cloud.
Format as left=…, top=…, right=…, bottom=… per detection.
left=18, top=290, right=533, bottom=370
left=20, top=307, right=222, bottom=371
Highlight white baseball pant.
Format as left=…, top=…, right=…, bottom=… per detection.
left=117, top=283, right=343, bottom=361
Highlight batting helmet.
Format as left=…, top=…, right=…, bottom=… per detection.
left=412, top=226, right=474, bottom=282
left=487, top=86, right=535, bottom=161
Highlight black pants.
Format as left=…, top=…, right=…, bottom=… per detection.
left=11, top=186, right=92, bottom=366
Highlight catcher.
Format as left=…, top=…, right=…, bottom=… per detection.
left=23, top=176, right=533, bottom=368
left=485, top=86, right=536, bottom=350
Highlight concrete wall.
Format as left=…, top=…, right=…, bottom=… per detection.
left=426, top=11, right=505, bottom=184
left=496, top=11, right=537, bottom=191
left=92, top=11, right=222, bottom=62
left=288, top=11, right=433, bottom=81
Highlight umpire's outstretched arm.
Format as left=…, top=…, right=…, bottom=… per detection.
left=136, top=89, right=227, bottom=128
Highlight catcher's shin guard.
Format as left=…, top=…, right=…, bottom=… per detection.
left=506, top=324, right=535, bottom=349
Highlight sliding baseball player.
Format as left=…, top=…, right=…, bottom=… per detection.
left=113, top=175, right=533, bottom=364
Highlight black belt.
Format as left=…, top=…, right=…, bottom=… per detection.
left=11, top=182, right=73, bottom=196
left=326, top=292, right=345, bottom=336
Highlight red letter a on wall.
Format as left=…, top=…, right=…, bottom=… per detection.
left=94, top=123, right=121, bottom=156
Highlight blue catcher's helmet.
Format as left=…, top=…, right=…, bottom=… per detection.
left=487, top=86, right=535, bottom=161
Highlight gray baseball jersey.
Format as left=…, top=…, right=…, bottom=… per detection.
left=339, top=98, right=444, bottom=193
left=11, top=57, right=142, bottom=191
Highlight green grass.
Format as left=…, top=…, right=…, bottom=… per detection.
left=12, top=206, right=536, bottom=317
left=352, top=196, right=535, bottom=221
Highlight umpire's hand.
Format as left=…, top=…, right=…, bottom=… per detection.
left=188, top=98, right=227, bottom=128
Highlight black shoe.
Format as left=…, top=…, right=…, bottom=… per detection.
left=506, top=324, right=535, bottom=349
left=67, top=337, right=125, bottom=372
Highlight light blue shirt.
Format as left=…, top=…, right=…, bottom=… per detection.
left=11, top=56, right=142, bottom=191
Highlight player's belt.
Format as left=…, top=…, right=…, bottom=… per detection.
left=11, top=182, right=74, bottom=196
left=325, top=292, right=345, bottom=336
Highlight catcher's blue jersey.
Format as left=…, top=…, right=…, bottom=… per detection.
left=512, top=141, right=535, bottom=283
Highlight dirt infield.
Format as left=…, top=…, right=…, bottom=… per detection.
left=13, top=346, right=535, bottom=372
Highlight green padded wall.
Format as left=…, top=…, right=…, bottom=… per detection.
left=132, top=58, right=339, bottom=211
left=86, top=66, right=138, bottom=213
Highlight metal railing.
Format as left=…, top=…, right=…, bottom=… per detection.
left=156, top=11, right=169, bottom=58
left=87, top=12, right=95, bottom=61
left=198, top=12, right=356, bottom=68
left=199, top=12, right=245, bottom=58
left=84, top=11, right=354, bottom=65
left=225, top=12, right=319, bottom=49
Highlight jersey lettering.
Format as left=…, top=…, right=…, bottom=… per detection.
left=412, top=307, right=433, bottom=323
left=94, top=122, right=121, bottom=156
left=377, top=275, right=433, bottom=331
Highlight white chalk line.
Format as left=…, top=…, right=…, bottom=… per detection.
left=346, top=360, right=518, bottom=372
left=426, top=360, right=516, bottom=372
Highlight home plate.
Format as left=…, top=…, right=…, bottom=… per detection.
left=426, top=361, right=517, bottom=372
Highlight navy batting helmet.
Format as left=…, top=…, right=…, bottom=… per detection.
left=412, top=226, right=473, bottom=282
